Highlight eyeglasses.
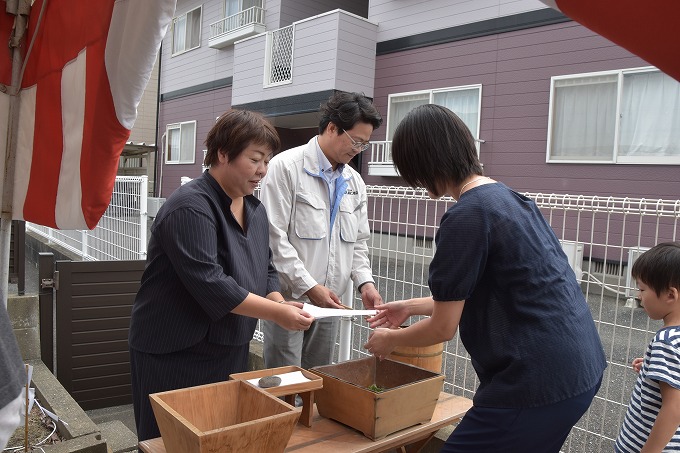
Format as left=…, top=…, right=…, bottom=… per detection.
left=343, top=130, right=371, bottom=152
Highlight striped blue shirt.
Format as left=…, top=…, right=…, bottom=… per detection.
left=615, top=325, right=680, bottom=452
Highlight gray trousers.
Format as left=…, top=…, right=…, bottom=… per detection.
left=263, top=317, right=339, bottom=370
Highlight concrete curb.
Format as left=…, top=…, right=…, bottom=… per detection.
left=28, top=360, right=108, bottom=452
left=98, top=421, right=137, bottom=453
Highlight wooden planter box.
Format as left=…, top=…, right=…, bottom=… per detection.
left=311, top=357, right=444, bottom=440
left=149, top=380, right=300, bottom=453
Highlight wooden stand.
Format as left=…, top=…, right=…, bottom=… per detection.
left=230, top=366, right=323, bottom=427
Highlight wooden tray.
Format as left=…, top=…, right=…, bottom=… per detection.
left=230, top=366, right=323, bottom=397
left=230, top=366, right=323, bottom=427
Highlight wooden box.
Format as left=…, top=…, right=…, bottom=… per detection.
left=229, top=366, right=323, bottom=427
left=149, top=380, right=300, bottom=453
left=311, top=357, right=444, bottom=440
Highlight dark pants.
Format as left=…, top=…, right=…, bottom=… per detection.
left=129, top=340, right=249, bottom=441
left=441, top=378, right=602, bottom=453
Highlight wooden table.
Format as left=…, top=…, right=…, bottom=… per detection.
left=139, top=392, right=472, bottom=453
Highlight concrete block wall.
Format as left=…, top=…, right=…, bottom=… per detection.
left=7, top=294, right=40, bottom=361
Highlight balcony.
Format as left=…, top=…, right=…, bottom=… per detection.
left=232, top=9, right=377, bottom=110
left=208, top=6, right=265, bottom=49
left=368, top=141, right=399, bottom=176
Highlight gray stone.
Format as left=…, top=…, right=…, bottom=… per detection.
left=258, top=375, right=281, bottom=388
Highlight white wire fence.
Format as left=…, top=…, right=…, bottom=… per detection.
left=26, top=176, right=149, bottom=261
left=25, top=177, right=680, bottom=451
left=339, top=186, right=678, bottom=453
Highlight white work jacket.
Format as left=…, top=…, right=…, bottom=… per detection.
left=260, top=137, right=374, bottom=301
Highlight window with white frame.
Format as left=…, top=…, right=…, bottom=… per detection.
left=172, top=6, right=202, bottom=55
left=166, top=121, right=196, bottom=164
left=387, top=85, right=483, bottom=152
left=547, top=67, right=680, bottom=164
left=264, top=25, right=294, bottom=86
left=225, top=0, right=260, bottom=17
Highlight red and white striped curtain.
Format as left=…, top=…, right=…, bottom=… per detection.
left=2, top=0, right=175, bottom=229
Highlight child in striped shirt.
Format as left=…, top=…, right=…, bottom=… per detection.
left=615, top=242, right=680, bottom=452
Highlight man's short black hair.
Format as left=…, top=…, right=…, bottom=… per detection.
left=318, top=92, right=382, bottom=134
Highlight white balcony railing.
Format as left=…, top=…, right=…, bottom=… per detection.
left=367, top=138, right=483, bottom=176
left=209, top=6, right=265, bottom=49
left=367, top=140, right=399, bottom=176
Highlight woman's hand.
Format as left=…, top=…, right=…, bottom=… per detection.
left=364, top=328, right=396, bottom=360
left=366, top=301, right=409, bottom=329
left=631, top=357, right=643, bottom=374
left=276, top=304, right=314, bottom=332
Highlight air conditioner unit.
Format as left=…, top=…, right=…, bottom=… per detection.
left=559, top=240, right=583, bottom=280
left=147, top=197, right=166, bottom=218
left=624, top=247, right=650, bottom=299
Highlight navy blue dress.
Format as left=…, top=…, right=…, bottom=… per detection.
left=429, top=183, right=606, bottom=409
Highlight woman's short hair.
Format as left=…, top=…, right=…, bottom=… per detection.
left=318, top=92, right=383, bottom=134
left=391, top=104, right=483, bottom=196
left=204, top=109, right=280, bottom=167
left=631, top=241, right=680, bottom=296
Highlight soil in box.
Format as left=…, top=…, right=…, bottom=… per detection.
left=311, top=356, right=444, bottom=440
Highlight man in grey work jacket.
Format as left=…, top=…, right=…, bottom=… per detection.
left=261, top=92, right=384, bottom=369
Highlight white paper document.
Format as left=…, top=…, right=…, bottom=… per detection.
left=302, top=302, right=378, bottom=319
left=247, top=371, right=311, bottom=388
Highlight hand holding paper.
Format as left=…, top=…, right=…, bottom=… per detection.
left=302, top=303, right=377, bottom=319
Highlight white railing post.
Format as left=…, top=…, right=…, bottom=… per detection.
left=139, top=176, right=148, bottom=259
left=81, top=229, right=88, bottom=259
left=338, top=279, right=354, bottom=362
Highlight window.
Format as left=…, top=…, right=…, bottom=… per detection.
left=264, top=25, right=294, bottom=86
left=172, top=6, right=202, bottom=55
left=547, top=67, right=680, bottom=164
left=166, top=121, right=196, bottom=164
left=225, top=0, right=260, bottom=17
left=386, top=85, right=483, bottom=152
left=202, top=150, right=208, bottom=172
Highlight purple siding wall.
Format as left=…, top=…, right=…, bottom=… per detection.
left=367, top=21, right=679, bottom=200
left=157, top=86, right=232, bottom=198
